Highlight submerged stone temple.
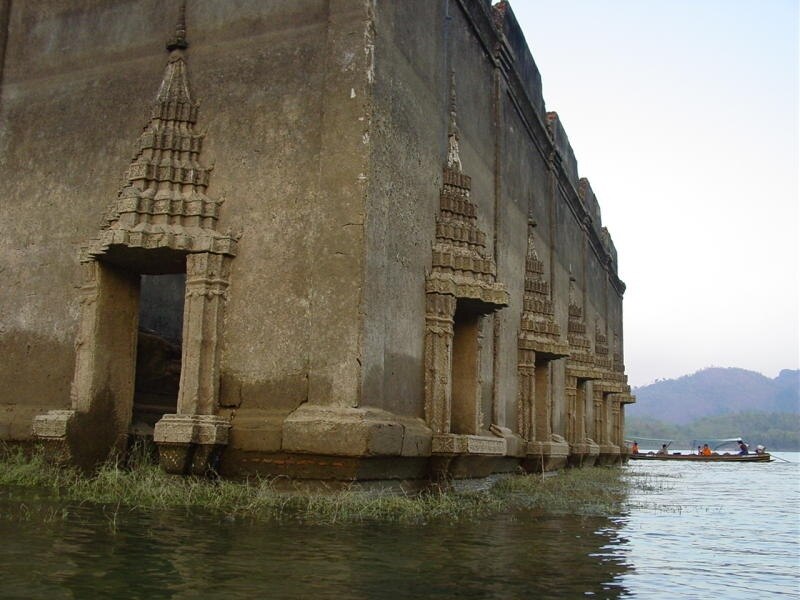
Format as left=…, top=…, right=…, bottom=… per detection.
left=0, top=0, right=634, bottom=480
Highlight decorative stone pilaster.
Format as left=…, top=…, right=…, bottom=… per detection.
left=154, top=252, right=232, bottom=474
left=177, top=253, right=230, bottom=415
left=424, top=293, right=456, bottom=435
left=592, top=385, right=618, bottom=466
left=518, top=347, right=536, bottom=441
left=70, top=262, right=102, bottom=414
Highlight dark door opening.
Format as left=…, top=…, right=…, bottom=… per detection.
left=131, top=273, right=186, bottom=436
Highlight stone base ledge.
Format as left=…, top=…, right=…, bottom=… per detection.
left=154, top=414, right=231, bottom=476
left=489, top=424, right=526, bottom=457
left=153, top=413, right=231, bottom=446
left=523, top=437, right=570, bottom=473
left=599, top=444, right=620, bottom=455
left=32, top=410, right=76, bottom=439
left=220, top=451, right=430, bottom=482
left=431, top=433, right=506, bottom=455
left=570, top=440, right=601, bottom=456
left=31, top=408, right=122, bottom=471
left=525, top=438, right=570, bottom=457
left=568, top=439, right=601, bottom=468
left=282, top=405, right=432, bottom=457
left=597, top=444, right=622, bottom=466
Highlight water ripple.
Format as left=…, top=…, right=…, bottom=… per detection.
left=0, top=453, right=798, bottom=598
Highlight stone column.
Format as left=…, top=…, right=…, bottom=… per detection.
left=593, top=390, right=604, bottom=445
left=517, top=348, right=535, bottom=441
left=611, top=399, right=621, bottom=446
left=154, top=252, right=232, bottom=475
left=604, top=393, right=614, bottom=445
left=565, top=374, right=577, bottom=445
left=424, top=293, right=456, bottom=434
left=576, top=380, right=587, bottom=442
left=178, top=252, right=229, bottom=415
left=534, top=361, right=552, bottom=442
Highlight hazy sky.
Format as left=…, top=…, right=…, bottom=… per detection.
left=510, top=0, right=799, bottom=386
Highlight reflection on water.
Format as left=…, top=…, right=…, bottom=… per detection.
left=0, top=496, right=631, bottom=599
left=1, top=454, right=798, bottom=599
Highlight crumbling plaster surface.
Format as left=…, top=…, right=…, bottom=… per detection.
left=0, top=0, right=373, bottom=446
left=363, top=0, right=629, bottom=445
left=0, top=0, right=632, bottom=476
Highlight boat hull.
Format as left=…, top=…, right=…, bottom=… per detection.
left=629, top=453, right=771, bottom=463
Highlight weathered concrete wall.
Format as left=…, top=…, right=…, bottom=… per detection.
left=363, top=0, right=630, bottom=448
left=0, top=0, right=371, bottom=446
left=0, top=0, right=632, bottom=478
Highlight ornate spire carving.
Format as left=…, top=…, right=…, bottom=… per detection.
left=594, top=330, right=633, bottom=402
left=426, top=70, right=507, bottom=310
left=446, top=70, right=462, bottom=172
left=594, top=320, right=613, bottom=370
left=166, top=1, right=188, bottom=51
left=83, top=1, right=236, bottom=262
left=518, top=220, right=568, bottom=358
left=566, top=274, right=602, bottom=379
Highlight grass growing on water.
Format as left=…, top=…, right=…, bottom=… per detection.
left=0, top=446, right=666, bottom=524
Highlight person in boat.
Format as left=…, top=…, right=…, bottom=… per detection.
left=697, top=446, right=702, bottom=455
left=738, top=440, right=749, bottom=455
left=755, top=444, right=766, bottom=455
left=657, top=444, right=669, bottom=456
left=631, top=441, right=639, bottom=454
left=701, top=444, right=712, bottom=456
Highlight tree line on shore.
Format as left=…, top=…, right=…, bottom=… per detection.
left=626, top=411, right=800, bottom=451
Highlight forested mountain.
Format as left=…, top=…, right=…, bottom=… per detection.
left=628, top=368, right=799, bottom=425
left=625, top=368, right=800, bottom=450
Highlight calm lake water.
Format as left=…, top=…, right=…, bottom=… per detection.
left=1, top=453, right=798, bottom=599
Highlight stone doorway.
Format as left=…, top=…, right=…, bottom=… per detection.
left=32, top=5, right=237, bottom=473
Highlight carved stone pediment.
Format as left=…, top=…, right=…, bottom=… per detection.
left=426, top=166, right=508, bottom=311
left=426, top=72, right=508, bottom=313
left=82, top=16, right=236, bottom=268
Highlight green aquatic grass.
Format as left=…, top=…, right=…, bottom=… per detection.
left=0, top=445, right=665, bottom=524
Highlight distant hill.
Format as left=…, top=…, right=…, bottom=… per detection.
left=628, top=368, right=799, bottom=425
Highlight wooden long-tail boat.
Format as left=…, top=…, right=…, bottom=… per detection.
left=627, top=437, right=772, bottom=462
left=629, top=452, right=772, bottom=462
